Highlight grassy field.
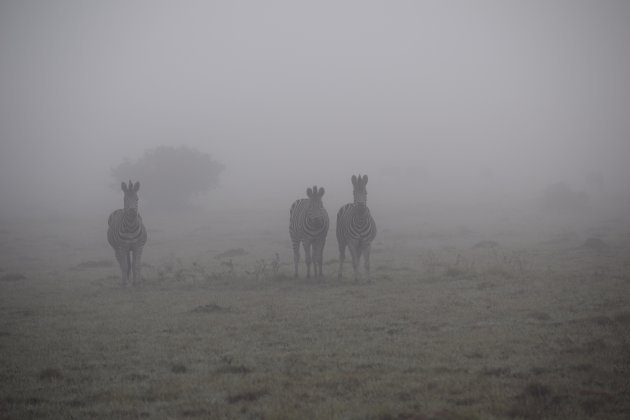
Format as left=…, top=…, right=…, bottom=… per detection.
left=0, top=214, right=629, bottom=419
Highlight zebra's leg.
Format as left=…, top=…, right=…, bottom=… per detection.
left=313, top=239, right=324, bottom=279
left=131, top=246, right=144, bottom=285
left=348, top=240, right=361, bottom=282
left=319, top=238, right=326, bottom=279
left=363, top=242, right=372, bottom=282
left=115, top=248, right=130, bottom=285
left=292, top=239, right=300, bottom=278
left=303, top=241, right=312, bottom=279
left=337, top=240, right=346, bottom=280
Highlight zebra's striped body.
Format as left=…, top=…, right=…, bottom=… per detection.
left=108, top=181, right=147, bottom=285
left=289, top=186, right=329, bottom=279
left=336, top=174, right=376, bottom=281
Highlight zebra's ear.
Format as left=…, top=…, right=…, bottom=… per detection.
left=351, top=175, right=357, bottom=187
left=133, top=181, right=140, bottom=192
left=318, top=187, right=325, bottom=198
left=306, top=187, right=313, bottom=198
left=121, top=182, right=128, bottom=192
left=362, top=175, right=368, bottom=185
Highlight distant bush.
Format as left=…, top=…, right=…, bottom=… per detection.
left=111, top=145, right=225, bottom=209
left=539, top=182, right=590, bottom=214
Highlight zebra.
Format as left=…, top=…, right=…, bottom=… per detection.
left=107, top=180, right=147, bottom=285
left=289, top=186, right=329, bottom=279
left=336, top=174, right=377, bottom=281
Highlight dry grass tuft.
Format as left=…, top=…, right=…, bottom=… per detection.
left=471, top=240, right=499, bottom=249
left=225, top=389, right=267, bottom=404
left=528, top=311, right=552, bottom=321
left=215, top=364, right=252, bottom=375
left=38, top=368, right=63, bottom=381
left=0, top=273, right=26, bottom=282
left=74, top=259, right=114, bottom=269
left=191, top=302, right=230, bottom=313
left=171, top=363, right=187, bottom=374
left=613, top=311, right=630, bottom=325
left=508, top=382, right=564, bottom=419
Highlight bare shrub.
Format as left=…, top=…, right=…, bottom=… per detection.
left=248, top=259, right=268, bottom=281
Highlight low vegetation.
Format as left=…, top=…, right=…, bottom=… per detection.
left=0, top=218, right=629, bottom=419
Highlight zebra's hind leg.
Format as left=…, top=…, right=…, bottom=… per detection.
left=303, top=241, right=312, bottom=279
left=292, top=240, right=301, bottom=278
left=115, top=248, right=130, bottom=286
left=131, top=246, right=144, bottom=285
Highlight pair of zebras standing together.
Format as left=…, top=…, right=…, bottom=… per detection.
left=289, top=174, right=376, bottom=281
left=107, top=174, right=375, bottom=285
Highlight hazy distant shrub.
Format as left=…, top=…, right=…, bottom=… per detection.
left=111, top=145, right=225, bottom=209
left=472, top=240, right=499, bottom=249
left=215, top=248, right=247, bottom=259
left=419, top=249, right=439, bottom=276
left=581, top=237, right=608, bottom=252
left=446, top=253, right=476, bottom=279
left=483, top=265, right=514, bottom=279
left=539, top=182, right=590, bottom=214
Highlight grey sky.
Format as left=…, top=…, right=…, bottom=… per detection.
left=1, top=1, right=629, bottom=219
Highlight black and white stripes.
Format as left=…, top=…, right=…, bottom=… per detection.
left=336, top=175, right=377, bottom=281
left=289, top=186, right=329, bottom=279
left=107, top=180, right=147, bottom=285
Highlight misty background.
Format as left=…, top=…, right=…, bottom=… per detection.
left=1, top=1, right=629, bottom=235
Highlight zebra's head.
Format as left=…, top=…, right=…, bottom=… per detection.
left=306, top=185, right=326, bottom=228
left=121, top=180, right=141, bottom=212
left=351, top=175, right=368, bottom=209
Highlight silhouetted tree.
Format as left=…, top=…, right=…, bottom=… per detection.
left=111, top=146, right=225, bottom=209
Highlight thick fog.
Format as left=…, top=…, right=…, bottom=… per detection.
left=1, top=1, right=629, bottom=231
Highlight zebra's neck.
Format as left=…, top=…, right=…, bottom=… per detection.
left=122, top=208, right=140, bottom=228
left=353, top=203, right=368, bottom=216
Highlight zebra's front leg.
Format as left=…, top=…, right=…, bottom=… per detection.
left=363, top=243, right=372, bottom=282
left=348, top=241, right=361, bottom=282
left=337, top=241, right=346, bottom=280
left=292, top=240, right=301, bottom=278
left=131, top=247, right=144, bottom=285
left=313, top=240, right=325, bottom=279
left=303, top=241, right=312, bottom=279
left=115, top=248, right=130, bottom=286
